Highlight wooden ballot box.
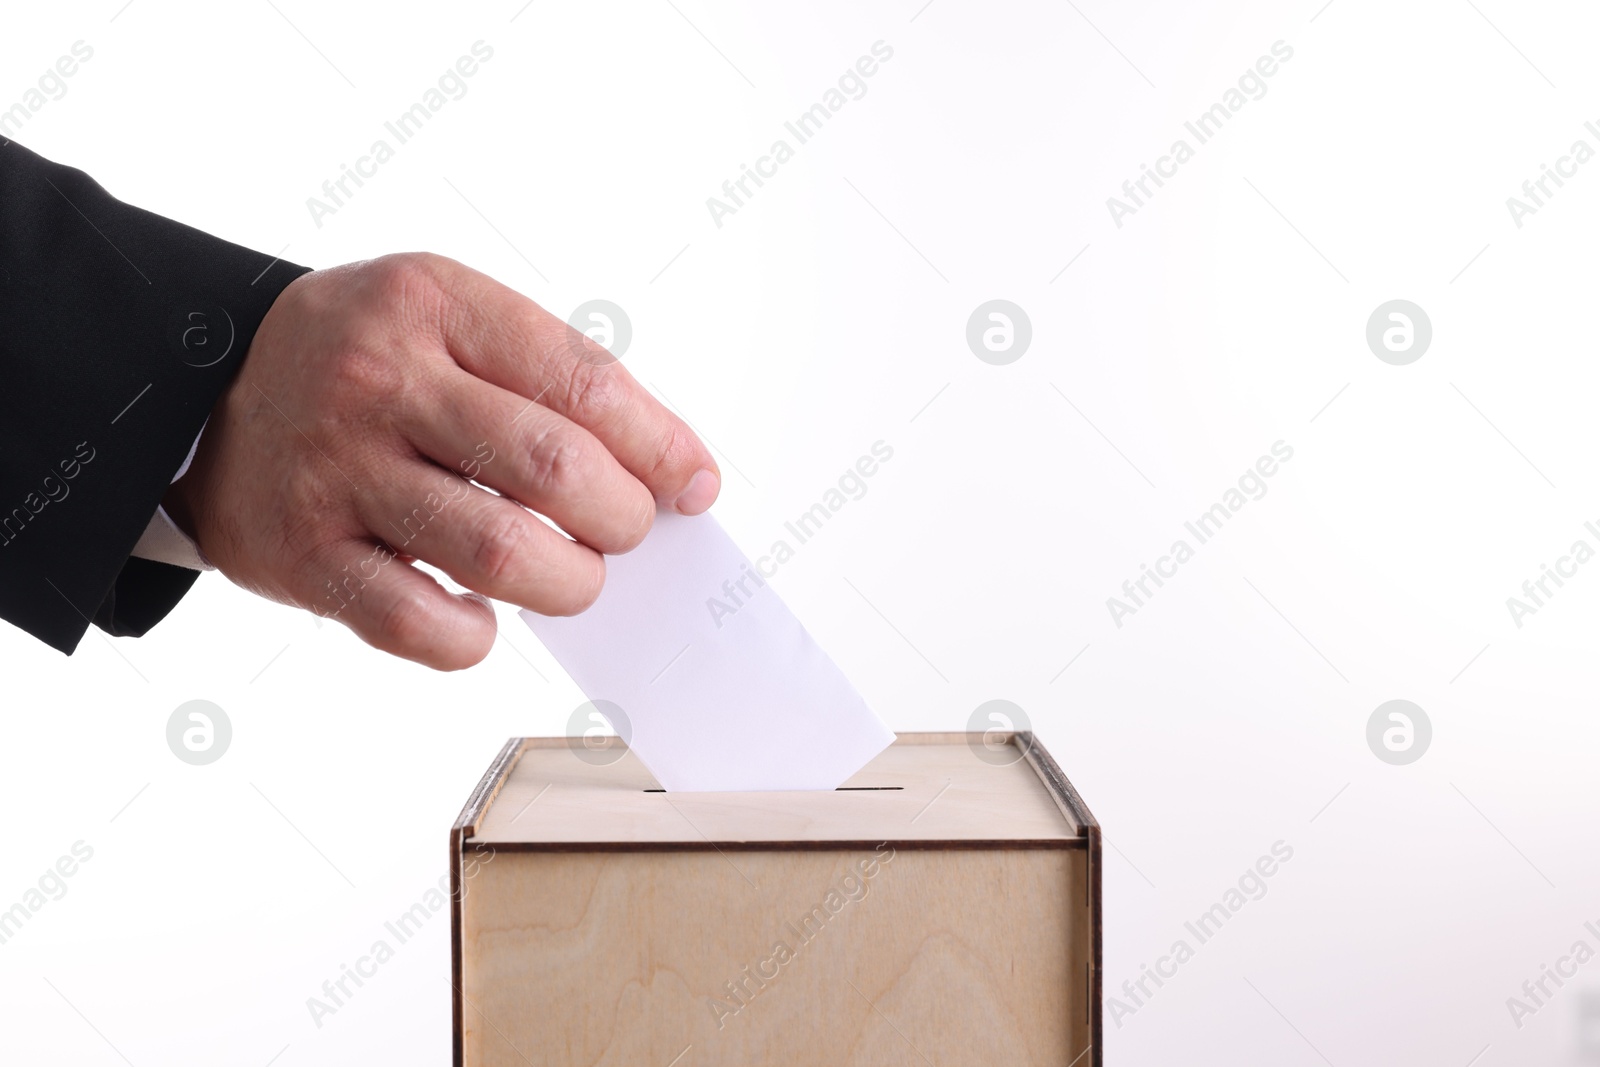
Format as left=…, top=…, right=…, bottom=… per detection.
left=450, top=732, right=1101, bottom=1066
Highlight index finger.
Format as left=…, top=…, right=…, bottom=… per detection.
left=431, top=259, right=721, bottom=516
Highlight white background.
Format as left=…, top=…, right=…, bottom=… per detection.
left=3, top=1, right=1598, bottom=1063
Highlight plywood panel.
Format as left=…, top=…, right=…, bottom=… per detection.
left=460, top=848, right=1089, bottom=1067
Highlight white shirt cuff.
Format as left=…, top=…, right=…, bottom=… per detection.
left=129, top=421, right=213, bottom=572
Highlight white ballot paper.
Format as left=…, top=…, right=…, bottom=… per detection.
left=520, top=511, right=894, bottom=792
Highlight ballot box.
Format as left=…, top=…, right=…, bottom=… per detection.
left=449, top=732, right=1101, bottom=1066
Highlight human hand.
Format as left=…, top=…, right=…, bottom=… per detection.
left=163, top=253, right=720, bottom=669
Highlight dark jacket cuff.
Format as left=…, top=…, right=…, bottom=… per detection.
left=0, top=139, right=313, bottom=652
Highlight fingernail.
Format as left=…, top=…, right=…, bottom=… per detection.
left=675, top=469, right=720, bottom=515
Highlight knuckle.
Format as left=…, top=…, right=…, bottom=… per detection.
left=470, top=510, right=534, bottom=587
left=372, top=251, right=442, bottom=292
left=643, top=421, right=693, bottom=486
left=374, top=588, right=434, bottom=651
left=362, top=253, right=448, bottom=330
left=329, top=342, right=402, bottom=401
left=522, top=425, right=588, bottom=498
left=368, top=254, right=427, bottom=302
left=561, top=363, right=624, bottom=425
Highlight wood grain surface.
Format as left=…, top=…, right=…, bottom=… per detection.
left=460, top=847, right=1090, bottom=1067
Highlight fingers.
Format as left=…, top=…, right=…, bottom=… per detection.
left=305, top=540, right=497, bottom=671
left=353, top=459, right=607, bottom=617
left=432, top=263, right=721, bottom=514
left=409, top=369, right=655, bottom=554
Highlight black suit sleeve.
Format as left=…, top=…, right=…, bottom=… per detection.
left=0, top=139, right=313, bottom=654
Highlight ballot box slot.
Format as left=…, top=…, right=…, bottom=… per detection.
left=640, top=786, right=905, bottom=792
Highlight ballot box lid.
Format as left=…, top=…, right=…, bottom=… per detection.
left=453, top=732, right=1095, bottom=850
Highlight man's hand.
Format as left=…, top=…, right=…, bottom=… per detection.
left=162, top=253, right=720, bottom=670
